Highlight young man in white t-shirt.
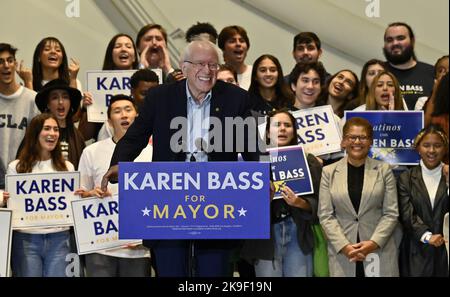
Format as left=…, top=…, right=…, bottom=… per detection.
left=77, top=94, right=152, bottom=277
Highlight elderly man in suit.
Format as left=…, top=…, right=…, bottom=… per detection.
left=318, top=117, right=399, bottom=277
left=101, top=40, right=261, bottom=277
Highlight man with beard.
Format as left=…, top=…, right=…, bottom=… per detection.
left=383, top=22, right=434, bottom=110
left=285, top=32, right=330, bottom=82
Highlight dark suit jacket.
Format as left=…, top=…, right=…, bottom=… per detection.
left=398, top=165, right=449, bottom=276
left=111, top=79, right=260, bottom=165
left=110, top=79, right=262, bottom=249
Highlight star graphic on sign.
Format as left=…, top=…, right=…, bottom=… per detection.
left=238, top=207, right=248, bottom=217
left=141, top=207, right=151, bottom=216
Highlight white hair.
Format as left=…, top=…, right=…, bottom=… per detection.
left=179, top=40, right=222, bottom=66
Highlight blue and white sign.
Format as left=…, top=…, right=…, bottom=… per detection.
left=71, top=195, right=141, bottom=255
left=86, top=70, right=136, bottom=123
left=344, top=111, right=423, bottom=165
left=268, top=145, right=314, bottom=199
left=6, top=172, right=80, bottom=229
left=118, top=162, right=270, bottom=240
left=258, top=106, right=342, bottom=156
left=0, top=209, right=12, bottom=277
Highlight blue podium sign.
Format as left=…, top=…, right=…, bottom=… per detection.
left=344, top=111, right=423, bottom=165
left=118, top=162, right=270, bottom=240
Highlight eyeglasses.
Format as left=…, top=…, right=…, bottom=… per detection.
left=0, top=57, right=15, bottom=66
left=345, top=135, right=370, bottom=143
left=184, top=60, right=220, bottom=71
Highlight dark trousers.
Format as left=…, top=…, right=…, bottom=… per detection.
left=152, top=240, right=233, bottom=277
left=85, top=253, right=151, bottom=277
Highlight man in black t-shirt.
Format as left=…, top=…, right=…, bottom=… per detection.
left=383, top=22, right=434, bottom=110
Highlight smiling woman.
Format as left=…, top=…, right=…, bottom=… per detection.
left=397, top=125, right=449, bottom=277
left=318, top=69, right=359, bottom=118
left=33, top=79, right=85, bottom=169
left=27, top=37, right=81, bottom=92
left=318, top=116, right=400, bottom=277
left=3, top=113, right=75, bottom=277
left=103, top=34, right=138, bottom=71
left=248, top=54, right=293, bottom=116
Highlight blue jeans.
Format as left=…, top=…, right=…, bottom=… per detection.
left=12, top=230, right=71, bottom=277
left=255, top=216, right=313, bottom=277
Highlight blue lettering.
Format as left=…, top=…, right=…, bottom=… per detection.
left=123, top=77, right=131, bottom=89
left=14, top=178, right=75, bottom=194
left=16, top=180, right=27, bottom=195
left=97, top=77, right=108, bottom=90
left=35, top=198, right=48, bottom=211
left=316, top=128, right=325, bottom=140
left=58, top=196, right=67, bottom=210
left=25, top=198, right=34, bottom=212
left=110, top=77, right=120, bottom=89
left=105, top=94, right=112, bottom=107
left=23, top=196, right=67, bottom=212
left=94, top=220, right=118, bottom=235
left=29, top=180, right=40, bottom=194
left=94, top=221, right=104, bottom=235
left=41, top=179, right=50, bottom=193
left=315, top=112, right=329, bottom=124
left=105, top=220, right=118, bottom=233
left=97, top=203, right=109, bottom=217
left=47, top=197, right=57, bottom=211
left=83, top=204, right=95, bottom=219
left=296, top=112, right=330, bottom=128
left=109, top=201, right=118, bottom=215
left=305, top=130, right=315, bottom=142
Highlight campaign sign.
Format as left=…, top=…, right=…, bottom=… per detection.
left=119, top=162, right=270, bottom=240
left=6, top=172, right=80, bottom=229
left=344, top=111, right=423, bottom=165
left=258, top=106, right=341, bottom=156
left=0, top=209, right=12, bottom=277
left=71, top=195, right=141, bottom=255
left=86, top=70, right=136, bottom=123
left=267, top=145, right=314, bottom=199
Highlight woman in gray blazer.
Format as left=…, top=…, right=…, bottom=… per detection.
left=318, top=117, right=399, bottom=276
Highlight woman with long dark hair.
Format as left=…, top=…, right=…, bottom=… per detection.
left=79, top=34, right=139, bottom=141
left=3, top=113, right=75, bottom=276
left=34, top=79, right=85, bottom=168
left=17, top=37, right=81, bottom=92
left=241, top=109, right=322, bottom=277
left=248, top=54, right=293, bottom=116
left=318, top=69, right=359, bottom=118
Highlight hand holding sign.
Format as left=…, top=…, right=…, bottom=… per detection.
left=280, top=185, right=310, bottom=210
left=2, top=191, right=9, bottom=206
left=81, top=92, right=94, bottom=109
left=101, top=165, right=119, bottom=192
left=75, top=187, right=112, bottom=199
